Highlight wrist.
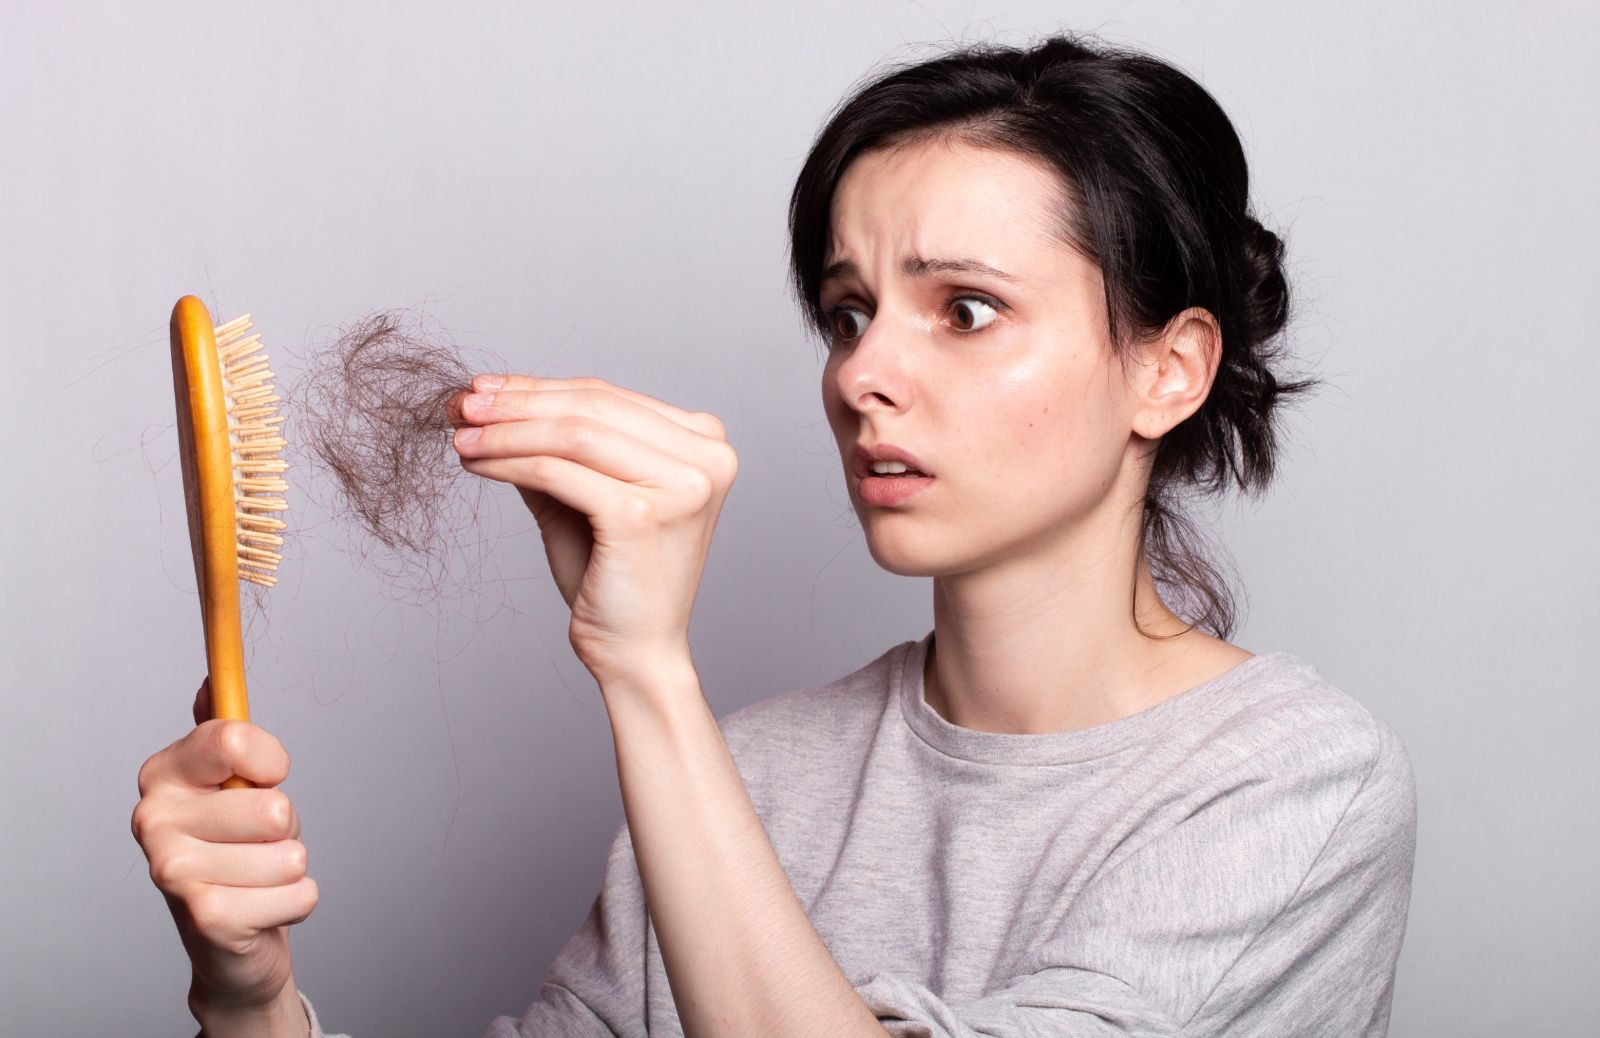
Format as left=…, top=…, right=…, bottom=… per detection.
left=191, top=981, right=309, bottom=1038
left=592, top=646, right=700, bottom=705
left=596, top=655, right=709, bottom=740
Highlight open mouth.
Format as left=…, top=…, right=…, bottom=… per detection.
left=857, top=470, right=935, bottom=506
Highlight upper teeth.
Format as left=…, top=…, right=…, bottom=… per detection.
left=871, top=460, right=914, bottom=474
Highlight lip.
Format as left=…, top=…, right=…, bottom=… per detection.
left=851, top=443, right=934, bottom=479
left=852, top=442, right=936, bottom=508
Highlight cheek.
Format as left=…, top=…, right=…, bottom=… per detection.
left=1013, top=398, right=1091, bottom=491
left=981, top=353, right=1125, bottom=491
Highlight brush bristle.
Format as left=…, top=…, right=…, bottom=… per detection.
left=215, top=313, right=288, bottom=587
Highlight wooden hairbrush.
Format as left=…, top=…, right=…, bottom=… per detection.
left=169, top=295, right=288, bottom=790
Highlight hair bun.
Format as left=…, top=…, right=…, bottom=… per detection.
left=1239, top=217, right=1290, bottom=348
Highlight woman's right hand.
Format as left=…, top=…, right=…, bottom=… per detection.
left=131, top=678, right=319, bottom=1022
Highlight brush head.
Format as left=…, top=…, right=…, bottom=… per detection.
left=212, top=312, right=289, bottom=586
left=170, top=296, right=289, bottom=605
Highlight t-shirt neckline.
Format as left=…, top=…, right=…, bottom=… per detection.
left=895, top=630, right=1301, bottom=766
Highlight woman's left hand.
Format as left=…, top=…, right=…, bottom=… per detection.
left=452, top=373, right=737, bottom=686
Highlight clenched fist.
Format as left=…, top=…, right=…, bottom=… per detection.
left=131, top=679, right=316, bottom=1034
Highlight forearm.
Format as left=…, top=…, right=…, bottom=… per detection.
left=192, top=976, right=310, bottom=1038
left=600, top=656, right=888, bottom=1038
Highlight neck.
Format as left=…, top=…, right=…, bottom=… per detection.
left=921, top=495, right=1237, bottom=735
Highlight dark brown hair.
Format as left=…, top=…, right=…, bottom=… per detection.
left=288, top=310, right=489, bottom=605
left=787, top=33, right=1322, bottom=639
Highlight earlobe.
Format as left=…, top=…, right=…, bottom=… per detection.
left=1133, top=308, right=1221, bottom=439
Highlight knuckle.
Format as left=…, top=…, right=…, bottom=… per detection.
left=528, top=454, right=561, bottom=480
left=130, top=800, right=158, bottom=845
left=681, top=467, right=714, bottom=505
left=713, top=442, right=739, bottom=480
left=267, top=735, right=291, bottom=781
left=558, top=415, right=596, bottom=448
left=260, top=791, right=294, bottom=836
left=136, top=755, right=159, bottom=798
left=283, top=839, right=308, bottom=878
left=149, top=849, right=188, bottom=892
left=623, top=493, right=658, bottom=529
left=187, top=889, right=232, bottom=943
left=288, top=877, right=321, bottom=924
left=695, top=411, right=728, bottom=440
left=213, top=719, right=250, bottom=762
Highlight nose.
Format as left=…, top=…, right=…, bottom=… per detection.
left=827, top=309, right=916, bottom=417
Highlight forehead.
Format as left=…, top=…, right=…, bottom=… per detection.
left=826, top=138, right=1069, bottom=265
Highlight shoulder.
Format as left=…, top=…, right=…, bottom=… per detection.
left=1203, top=652, right=1416, bottom=847
left=1105, top=654, right=1416, bottom=917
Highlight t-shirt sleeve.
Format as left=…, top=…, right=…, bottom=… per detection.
left=193, top=991, right=350, bottom=1038
left=849, top=717, right=1417, bottom=1038
left=298, top=990, right=350, bottom=1038
left=477, top=820, right=651, bottom=1038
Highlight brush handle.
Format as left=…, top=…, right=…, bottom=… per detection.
left=171, top=295, right=255, bottom=791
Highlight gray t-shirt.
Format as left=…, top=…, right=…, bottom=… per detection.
left=303, top=632, right=1416, bottom=1037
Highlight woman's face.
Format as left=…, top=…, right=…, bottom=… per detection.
left=821, top=137, right=1147, bottom=577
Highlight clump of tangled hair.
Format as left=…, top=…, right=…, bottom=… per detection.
left=288, top=310, right=492, bottom=603
left=787, top=33, right=1323, bottom=640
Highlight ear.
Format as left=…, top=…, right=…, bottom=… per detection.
left=1130, top=307, right=1222, bottom=440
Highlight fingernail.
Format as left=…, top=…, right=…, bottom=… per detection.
left=455, top=426, right=482, bottom=448
left=461, top=391, right=495, bottom=416
left=474, top=373, right=505, bottom=392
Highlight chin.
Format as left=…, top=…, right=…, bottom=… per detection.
left=859, top=519, right=957, bottom=578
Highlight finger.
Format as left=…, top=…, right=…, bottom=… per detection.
left=158, top=835, right=309, bottom=890
left=187, top=876, right=320, bottom=946
left=168, top=787, right=302, bottom=844
left=469, top=375, right=724, bottom=439
left=455, top=414, right=678, bottom=486
left=457, top=388, right=716, bottom=473
left=459, top=453, right=632, bottom=522
left=442, top=388, right=472, bottom=430
left=144, top=720, right=291, bottom=795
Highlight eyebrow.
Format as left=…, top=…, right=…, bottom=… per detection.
left=819, top=256, right=1022, bottom=287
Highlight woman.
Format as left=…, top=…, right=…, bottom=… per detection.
left=133, top=33, right=1416, bottom=1038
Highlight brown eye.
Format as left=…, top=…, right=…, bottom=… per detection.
left=950, top=297, right=1000, bottom=332
left=828, top=306, right=871, bottom=342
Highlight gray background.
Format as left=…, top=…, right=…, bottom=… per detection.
left=2, top=1, right=1594, bottom=1035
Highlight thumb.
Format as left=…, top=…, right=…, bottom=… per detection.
left=192, top=677, right=212, bottom=727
